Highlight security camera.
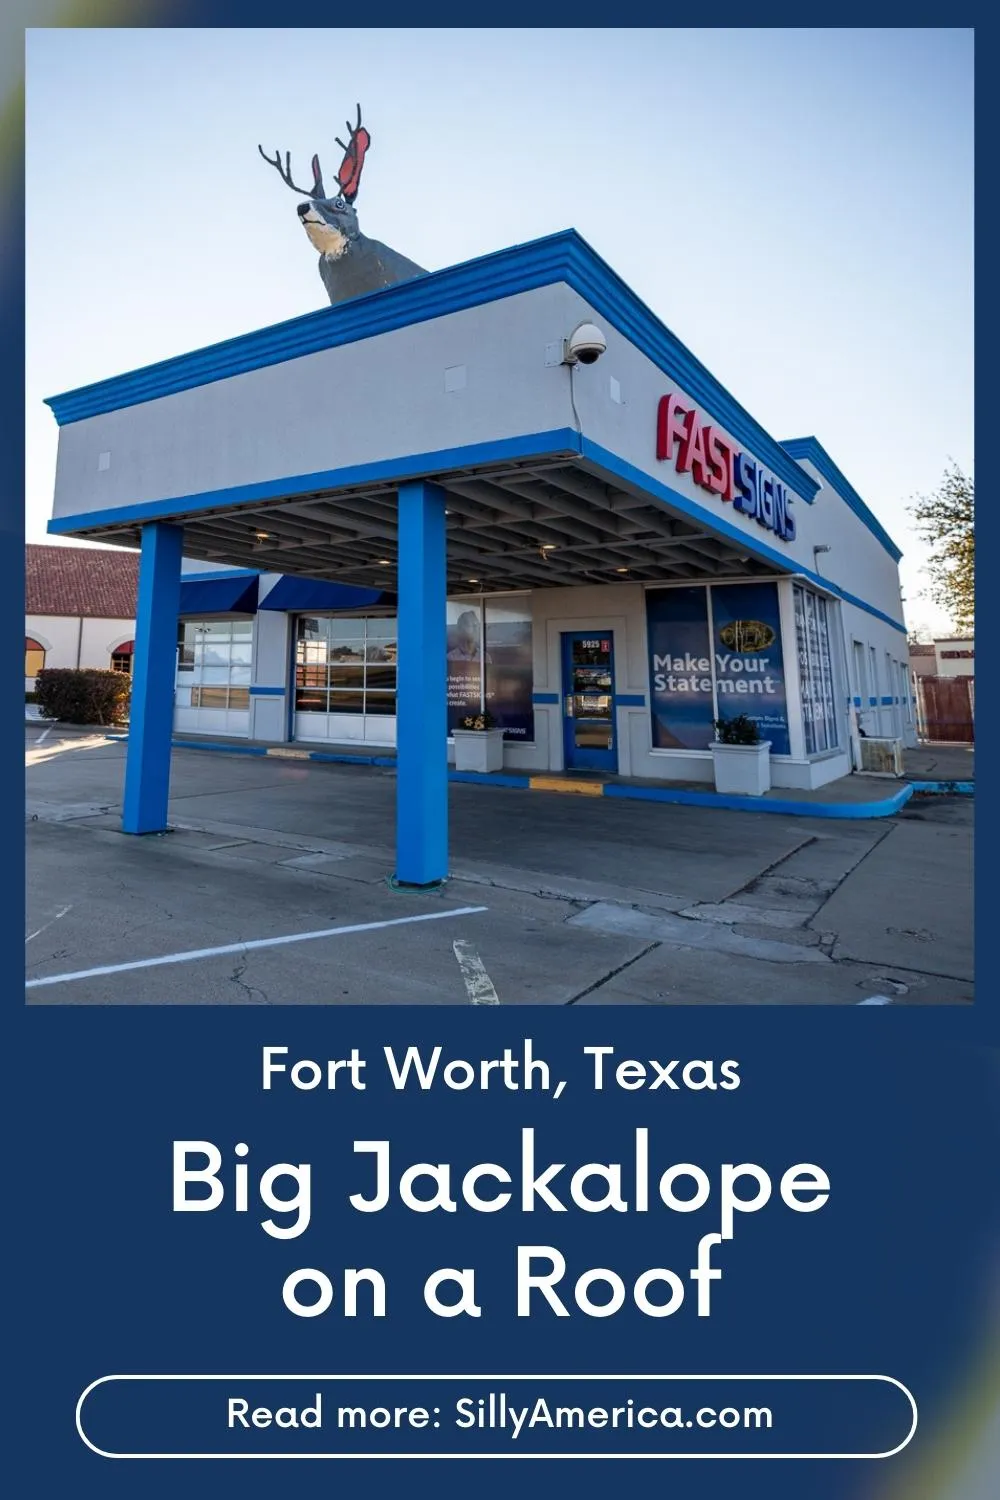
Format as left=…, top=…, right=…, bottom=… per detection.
left=564, top=322, right=608, bottom=365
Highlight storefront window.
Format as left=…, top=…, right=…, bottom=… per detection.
left=176, top=619, right=253, bottom=709
left=793, top=586, right=839, bottom=754
left=646, top=583, right=790, bottom=755
left=295, top=617, right=397, bottom=717
left=484, top=598, right=534, bottom=741
left=446, top=600, right=483, bottom=733
left=297, top=598, right=534, bottom=742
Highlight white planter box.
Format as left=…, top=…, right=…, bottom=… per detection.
left=710, top=740, right=772, bottom=796
left=453, top=727, right=505, bottom=773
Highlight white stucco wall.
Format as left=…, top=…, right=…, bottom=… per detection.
left=26, top=613, right=135, bottom=689
left=51, top=278, right=906, bottom=649
left=934, top=640, right=975, bottom=677
left=51, top=285, right=584, bottom=521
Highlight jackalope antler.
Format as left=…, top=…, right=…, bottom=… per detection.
left=257, top=104, right=370, bottom=204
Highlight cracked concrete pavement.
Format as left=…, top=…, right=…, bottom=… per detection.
left=25, top=726, right=973, bottom=1005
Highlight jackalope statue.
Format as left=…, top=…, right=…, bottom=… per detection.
left=259, top=104, right=425, bottom=306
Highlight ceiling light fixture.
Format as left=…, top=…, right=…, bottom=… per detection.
left=254, top=530, right=271, bottom=542
left=377, top=558, right=392, bottom=566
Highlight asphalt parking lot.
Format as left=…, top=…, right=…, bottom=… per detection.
left=25, top=725, right=973, bottom=1006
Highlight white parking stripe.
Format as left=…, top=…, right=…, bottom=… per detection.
left=35, top=727, right=52, bottom=746
left=25, top=906, right=488, bottom=991
left=453, top=939, right=501, bottom=1005
left=25, top=904, right=72, bottom=944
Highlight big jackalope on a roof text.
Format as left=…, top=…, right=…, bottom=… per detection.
left=259, top=104, right=426, bottom=306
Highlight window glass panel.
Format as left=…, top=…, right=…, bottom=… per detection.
left=297, top=640, right=327, bottom=670
left=327, top=689, right=364, bottom=714
left=484, top=597, right=534, bottom=742
left=366, top=617, right=398, bottom=641
left=296, top=662, right=327, bottom=689
left=297, top=616, right=326, bottom=643
left=178, top=623, right=196, bottom=667
left=328, top=643, right=365, bottom=667
left=176, top=619, right=257, bottom=718
left=364, top=691, right=396, bottom=715
left=328, top=664, right=364, bottom=690
left=201, top=642, right=231, bottom=667
left=366, top=664, right=397, bottom=693
left=295, top=688, right=328, bottom=713
left=794, top=586, right=838, bottom=754
left=326, top=618, right=365, bottom=645
left=710, top=582, right=790, bottom=755
left=25, top=642, right=45, bottom=676
left=447, top=600, right=483, bottom=734
left=365, top=639, right=396, bottom=664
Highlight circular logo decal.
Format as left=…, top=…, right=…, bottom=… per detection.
left=719, top=620, right=775, bottom=652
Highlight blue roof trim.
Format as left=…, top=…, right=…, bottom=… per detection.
left=43, top=234, right=581, bottom=424
left=559, top=239, right=817, bottom=503
left=780, top=436, right=902, bottom=562
left=44, top=229, right=816, bottom=505
left=180, top=568, right=260, bottom=582
left=178, top=573, right=258, bottom=615
left=260, top=577, right=384, bottom=612
left=46, top=428, right=583, bottom=536
left=46, top=426, right=904, bottom=635
left=580, top=436, right=907, bottom=635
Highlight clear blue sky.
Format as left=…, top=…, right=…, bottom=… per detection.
left=25, top=26, right=973, bottom=634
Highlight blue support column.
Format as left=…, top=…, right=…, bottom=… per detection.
left=395, top=480, right=448, bottom=886
left=122, top=522, right=184, bottom=834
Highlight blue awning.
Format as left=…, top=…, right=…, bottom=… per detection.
left=179, top=572, right=259, bottom=615
left=258, top=577, right=387, bottom=612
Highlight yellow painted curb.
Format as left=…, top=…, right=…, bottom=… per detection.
left=529, top=775, right=605, bottom=796
left=266, top=747, right=309, bottom=760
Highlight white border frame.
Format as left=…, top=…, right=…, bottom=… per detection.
left=76, top=1371, right=918, bottom=1461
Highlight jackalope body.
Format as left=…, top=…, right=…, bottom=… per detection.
left=259, top=105, right=425, bottom=306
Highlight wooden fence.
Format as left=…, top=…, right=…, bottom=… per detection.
left=913, top=674, right=974, bottom=743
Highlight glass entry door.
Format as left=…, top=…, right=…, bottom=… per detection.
left=561, top=632, right=617, bottom=772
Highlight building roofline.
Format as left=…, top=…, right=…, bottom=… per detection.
left=44, top=228, right=819, bottom=506
left=780, top=435, right=902, bottom=563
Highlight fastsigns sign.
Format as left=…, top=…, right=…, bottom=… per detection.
left=656, top=393, right=795, bottom=543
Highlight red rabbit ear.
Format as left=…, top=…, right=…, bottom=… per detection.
left=336, top=125, right=370, bottom=202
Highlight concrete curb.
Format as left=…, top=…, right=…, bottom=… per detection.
left=600, top=781, right=916, bottom=819
left=108, top=734, right=977, bottom=819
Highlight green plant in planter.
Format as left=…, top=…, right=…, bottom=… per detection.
left=458, top=708, right=498, bottom=731
left=713, top=713, right=761, bottom=746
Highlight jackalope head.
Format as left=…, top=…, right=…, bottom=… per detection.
left=259, top=103, right=370, bottom=260
left=259, top=105, right=425, bottom=305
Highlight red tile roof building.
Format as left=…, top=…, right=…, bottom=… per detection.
left=26, top=544, right=138, bottom=619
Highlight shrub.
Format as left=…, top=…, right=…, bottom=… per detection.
left=35, top=668, right=131, bottom=726
left=25, top=691, right=38, bottom=704
left=713, top=713, right=761, bottom=746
